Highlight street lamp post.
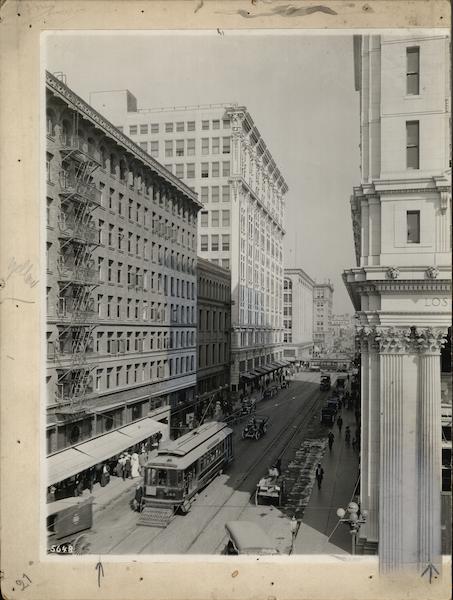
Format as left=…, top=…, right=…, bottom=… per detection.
left=336, top=502, right=368, bottom=555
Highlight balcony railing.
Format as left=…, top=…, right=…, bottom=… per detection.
left=59, top=172, right=101, bottom=206
left=59, top=134, right=101, bottom=165
left=58, top=213, right=99, bottom=244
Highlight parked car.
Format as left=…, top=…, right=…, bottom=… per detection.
left=321, top=407, right=336, bottom=426
left=224, top=521, right=279, bottom=555
left=320, top=374, right=331, bottom=391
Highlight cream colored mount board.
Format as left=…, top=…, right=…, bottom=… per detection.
left=0, top=1, right=451, bottom=599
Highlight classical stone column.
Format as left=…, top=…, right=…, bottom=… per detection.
left=358, top=328, right=370, bottom=535
left=416, top=327, right=445, bottom=570
left=377, top=327, right=409, bottom=572
left=367, top=332, right=380, bottom=543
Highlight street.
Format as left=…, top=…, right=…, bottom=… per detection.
left=88, top=371, right=335, bottom=555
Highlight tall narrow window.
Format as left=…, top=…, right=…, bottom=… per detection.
left=406, top=47, right=420, bottom=95
left=407, top=210, right=420, bottom=243
left=406, top=121, right=419, bottom=169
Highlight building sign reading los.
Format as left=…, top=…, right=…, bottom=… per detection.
left=424, top=298, right=450, bottom=307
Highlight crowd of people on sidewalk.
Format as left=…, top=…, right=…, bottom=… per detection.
left=47, top=432, right=163, bottom=503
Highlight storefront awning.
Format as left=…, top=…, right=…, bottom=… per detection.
left=254, top=367, right=269, bottom=375
left=47, top=417, right=164, bottom=486
left=240, top=372, right=255, bottom=380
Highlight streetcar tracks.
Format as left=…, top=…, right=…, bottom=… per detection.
left=100, top=380, right=325, bottom=555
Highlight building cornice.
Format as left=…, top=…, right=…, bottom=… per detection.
left=46, top=71, right=202, bottom=209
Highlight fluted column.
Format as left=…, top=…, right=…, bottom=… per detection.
left=359, top=330, right=370, bottom=535
left=377, top=328, right=408, bottom=572
left=417, top=327, right=445, bottom=570
left=368, top=333, right=380, bottom=542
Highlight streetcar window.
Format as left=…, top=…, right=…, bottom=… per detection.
left=145, top=468, right=158, bottom=485
left=167, top=470, right=180, bottom=487
left=157, top=470, right=168, bottom=486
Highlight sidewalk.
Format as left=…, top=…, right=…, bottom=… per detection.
left=79, top=450, right=160, bottom=515
left=293, top=405, right=360, bottom=555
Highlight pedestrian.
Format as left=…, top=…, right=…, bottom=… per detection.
left=139, top=449, right=147, bottom=476
left=328, top=431, right=335, bottom=451
left=118, top=454, right=126, bottom=480
left=352, top=437, right=358, bottom=451
left=100, top=464, right=110, bottom=487
left=345, top=426, right=351, bottom=446
left=133, top=483, right=143, bottom=512
left=337, top=415, right=343, bottom=433
left=131, top=451, right=140, bottom=478
left=124, top=453, right=132, bottom=479
left=315, top=463, right=324, bottom=490
left=275, top=458, right=282, bottom=476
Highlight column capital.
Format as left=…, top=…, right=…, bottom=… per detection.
left=357, top=326, right=379, bottom=352
left=374, top=326, right=415, bottom=354
left=415, top=327, right=448, bottom=354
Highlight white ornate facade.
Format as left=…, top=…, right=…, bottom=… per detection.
left=89, top=94, right=288, bottom=389
left=343, top=34, right=451, bottom=572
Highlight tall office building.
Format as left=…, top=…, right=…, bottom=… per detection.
left=46, top=72, right=201, bottom=491
left=90, top=93, right=288, bottom=390
left=283, top=268, right=314, bottom=364
left=312, top=282, right=334, bottom=353
left=343, top=34, right=451, bottom=571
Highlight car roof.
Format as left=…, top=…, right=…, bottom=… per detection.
left=225, top=521, right=278, bottom=553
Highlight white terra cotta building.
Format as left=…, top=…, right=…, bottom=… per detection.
left=343, top=33, right=451, bottom=572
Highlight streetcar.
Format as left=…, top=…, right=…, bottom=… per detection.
left=139, top=421, right=233, bottom=525
left=47, top=496, right=93, bottom=554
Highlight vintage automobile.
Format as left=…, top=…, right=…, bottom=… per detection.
left=224, top=521, right=279, bottom=555
left=47, top=496, right=93, bottom=554
left=256, top=470, right=286, bottom=506
left=336, top=375, right=347, bottom=390
left=320, top=374, right=331, bottom=391
left=242, top=415, right=269, bottom=440
left=320, top=407, right=336, bottom=426
left=263, top=385, right=279, bottom=400
left=240, top=397, right=256, bottom=416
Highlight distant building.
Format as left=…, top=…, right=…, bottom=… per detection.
left=331, top=313, right=355, bottom=352
left=283, top=268, right=314, bottom=363
left=89, top=91, right=289, bottom=390
left=343, top=33, right=451, bottom=570
left=195, top=258, right=231, bottom=425
left=312, top=282, right=334, bottom=353
left=46, top=71, right=201, bottom=492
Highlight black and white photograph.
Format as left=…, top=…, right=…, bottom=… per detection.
left=43, top=26, right=451, bottom=568
left=0, top=2, right=451, bottom=599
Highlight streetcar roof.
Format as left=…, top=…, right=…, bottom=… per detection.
left=224, top=521, right=278, bottom=554
left=149, top=422, right=233, bottom=470
left=46, top=496, right=93, bottom=516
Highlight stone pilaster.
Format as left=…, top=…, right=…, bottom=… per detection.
left=376, top=327, right=412, bottom=572
left=358, top=328, right=370, bottom=532
left=416, top=327, right=446, bottom=570
left=368, top=332, right=380, bottom=542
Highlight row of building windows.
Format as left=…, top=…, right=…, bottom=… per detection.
left=96, top=329, right=195, bottom=353
left=197, top=275, right=230, bottom=302
left=209, top=258, right=230, bottom=270
left=95, top=355, right=195, bottom=390
left=199, top=210, right=231, bottom=228
left=139, top=137, right=232, bottom=157
left=200, top=234, right=230, bottom=252
left=98, top=257, right=196, bottom=299
left=198, top=343, right=229, bottom=369
left=46, top=154, right=197, bottom=227
left=198, top=308, right=229, bottom=332
left=97, top=295, right=195, bottom=324
left=124, top=118, right=231, bottom=136
left=200, top=185, right=231, bottom=204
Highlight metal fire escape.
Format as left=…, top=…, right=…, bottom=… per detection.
left=54, top=114, right=101, bottom=414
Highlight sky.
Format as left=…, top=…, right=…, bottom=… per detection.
left=45, top=31, right=360, bottom=314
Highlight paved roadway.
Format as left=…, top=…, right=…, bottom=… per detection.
left=88, top=371, right=336, bottom=555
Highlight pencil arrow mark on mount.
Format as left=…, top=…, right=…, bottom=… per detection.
left=95, top=561, right=104, bottom=587
left=421, top=561, right=439, bottom=584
